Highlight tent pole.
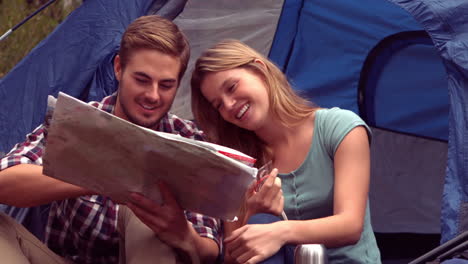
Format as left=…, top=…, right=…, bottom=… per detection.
left=0, top=0, right=58, bottom=42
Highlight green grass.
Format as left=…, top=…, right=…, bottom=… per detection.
left=0, top=0, right=81, bottom=78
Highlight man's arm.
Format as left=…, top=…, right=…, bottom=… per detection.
left=0, top=124, right=93, bottom=207
left=185, top=211, right=221, bottom=263
left=172, top=221, right=219, bottom=264
left=0, top=164, right=92, bottom=207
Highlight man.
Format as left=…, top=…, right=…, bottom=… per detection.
left=0, top=15, right=220, bottom=264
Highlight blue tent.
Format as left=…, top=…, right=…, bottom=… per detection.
left=390, top=0, right=468, bottom=245
left=268, top=0, right=467, bottom=255
left=1, top=0, right=467, bottom=261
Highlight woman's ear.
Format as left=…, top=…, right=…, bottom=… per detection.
left=114, top=54, right=122, bottom=81
left=253, top=58, right=266, bottom=68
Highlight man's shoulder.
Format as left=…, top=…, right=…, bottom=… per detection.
left=164, top=112, right=199, bottom=131
left=166, top=112, right=196, bottom=125
left=87, top=93, right=117, bottom=114
left=161, top=112, right=205, bottom=141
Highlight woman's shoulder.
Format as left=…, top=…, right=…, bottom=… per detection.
left=314, top=107, right=371, bottom=152
left=315, top=107, right=365, bottom=127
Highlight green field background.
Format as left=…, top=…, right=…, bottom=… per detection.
left=0, top=0, right=81, bottom=78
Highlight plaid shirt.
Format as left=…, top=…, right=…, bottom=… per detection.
left=0, top=93, right=221, bottom=264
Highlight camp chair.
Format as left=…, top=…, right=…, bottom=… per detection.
left=409, top=231, right=468, bottom=264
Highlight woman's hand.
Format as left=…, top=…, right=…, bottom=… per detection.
left=225, top=222, right=285, bottom=264
left=224, top=169, right=285, bottom=263
left=243, top=168, right=284, bottom=220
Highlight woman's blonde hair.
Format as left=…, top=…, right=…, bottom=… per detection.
left=191, top=39, right=317, bottom=167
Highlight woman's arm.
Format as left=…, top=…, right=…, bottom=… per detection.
left=224, top=126, right=371, bottom=263
left=262, top=126, right=370, bottom=247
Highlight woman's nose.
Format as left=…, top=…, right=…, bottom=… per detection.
left=222, top=96, right=235, bottom=110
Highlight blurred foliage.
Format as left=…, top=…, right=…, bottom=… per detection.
left=0, top=0, right=81, bottom=78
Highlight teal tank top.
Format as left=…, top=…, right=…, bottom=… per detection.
left=277, top=107, right=381, bottom=263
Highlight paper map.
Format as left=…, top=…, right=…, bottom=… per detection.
left=43, top=93, right=257, bottom=220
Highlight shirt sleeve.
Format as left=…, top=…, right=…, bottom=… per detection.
left=320, top=108, right=372, bottom=157
left=184, top=210, right=222, bottom=251
left=0, top=95, right=112, bottom=172
left=0, top=124, right=47, bottom=170
left=164, top=114, right=207, bottom=141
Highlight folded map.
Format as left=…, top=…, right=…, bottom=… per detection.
left=43, top=92, right=257, bottom=220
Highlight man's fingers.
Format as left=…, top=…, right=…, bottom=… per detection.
left=157, top=181, right=179, bottom=206
left=126, top=202, right=164, bottom=232
left=129, top=192, right=162, bottom=213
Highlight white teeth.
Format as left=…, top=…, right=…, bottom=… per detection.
left=142, top=104, right=155, bottom=110
left=236, top=104, right=250, bottom=119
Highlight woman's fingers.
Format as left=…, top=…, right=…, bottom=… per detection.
left=262, top=168, right=278, bottom=188
left=233, top=247, right=257, bottom=264
left=262, top=176, right=282, bottom=205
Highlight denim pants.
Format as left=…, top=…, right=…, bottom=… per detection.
left=247, top=213, right=295, bottom=264
left=442, top=260, right=468, bottom=264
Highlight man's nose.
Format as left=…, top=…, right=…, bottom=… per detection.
left=146, top=84, right=160, bottom=103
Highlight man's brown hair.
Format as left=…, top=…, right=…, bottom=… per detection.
left=119, top=15, right=190, bottom=81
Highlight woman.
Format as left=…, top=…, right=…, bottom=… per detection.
left=191, top=39, right=381, bottom=264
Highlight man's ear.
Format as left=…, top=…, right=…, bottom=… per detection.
left=114, top=54, right=122, bottom=81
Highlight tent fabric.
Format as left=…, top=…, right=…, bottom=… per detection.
left=358, top=28, right=449, bottom=234
left=369, top=127, right=446, bottom=233
left=269, top=0, right=424, bottom=114
left=359, top=30, right=449, bottom=141
left=147, top=0, right=187, bottom=20
left=388, top=0, right=468, bottom=243
left=267, top=0, right=303, bottom=71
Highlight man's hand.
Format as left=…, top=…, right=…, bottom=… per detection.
left=126, top=182, right=196, bottom=254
